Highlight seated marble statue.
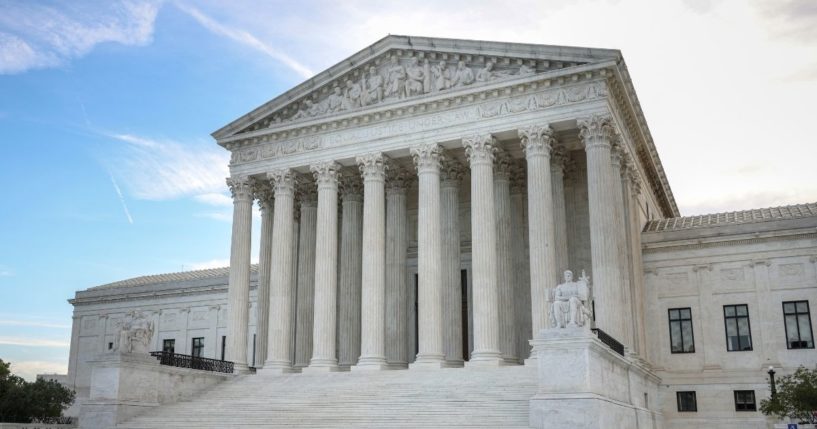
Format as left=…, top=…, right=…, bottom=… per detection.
left=550, top=270, right=591, bottom=329
left=113, top=311, right=155, bottom=354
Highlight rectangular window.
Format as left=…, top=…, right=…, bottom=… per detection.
left=221, top=336, right=226, bottom=361
left=162, top=339, right=175, bottom=354
left=783, top=301, right=814, bottom=349
left=192, top=337, right=204, bottom=358
left=724, top=304, right=753, bottom=351
left=668, top=308, right=695, bottom=353
left=676, top=391, right=697, bottom=412
left=734, top=390, right=756, bottom=411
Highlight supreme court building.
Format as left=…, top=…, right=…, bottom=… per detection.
left=65, top=36, right=817, bottom=428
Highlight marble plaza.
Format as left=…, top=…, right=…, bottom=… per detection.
left=61, top=36, right=816, bottom=428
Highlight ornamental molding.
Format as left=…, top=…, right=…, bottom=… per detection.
left=226, top=176, right=253, bottom=201
left=226, top=80, right=609, bottom=166
left=356, top=152, right=389, bottom=182
left=519, top=125, right=555, bottom=158
left=411, top=143, right=444, bottom=173
left=267, top=169, right=298, bottom=196
left=311, top=161, right=342, bottom=188
left=462, top=134, right=496, bottom=165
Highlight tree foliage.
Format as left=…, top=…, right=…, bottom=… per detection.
left=760, top=366, right=817, bottom=424
left=0, top=359, right=75, bottom=423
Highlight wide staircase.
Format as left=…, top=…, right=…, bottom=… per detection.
left=118, top=365, right=537, bottom=428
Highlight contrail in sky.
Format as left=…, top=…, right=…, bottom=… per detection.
left=109, top=171, right=134, bottom=224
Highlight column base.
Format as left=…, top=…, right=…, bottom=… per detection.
left=257, top=365, right=300, bottom=375
left=466, top=350, right=506, bottom=367
left=409, top=353, right=451, bottom=369
left=353, top=356, right=389, bottom=371
left=444, top=358, right=465, bottom=368
left=501, top=355, right=521, bottom=365
left=524, top=355, right=538, bottom=366
left=303, top=358, right=342, bottom=373
left=386, top=361, right=409, bottom=370
left=232, top=362, right=251, bottom=374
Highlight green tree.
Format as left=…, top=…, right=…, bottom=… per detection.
left=0, top=359, right=75, bottom=423
left=760, top=366, right=817, bottom=424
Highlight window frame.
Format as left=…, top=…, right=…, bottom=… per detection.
left=783, top=300, right=814, bottom=350
left=676, top=391, right=697, bottom=412
left=191, top=337, right=204, bottom=358
left=733, top=390, right=757, bottom=412
left=668, top=307, right=696, bottom=354
left=723, top=304, right=753, bottom=352
left=162, top=338, right=175, bottom=354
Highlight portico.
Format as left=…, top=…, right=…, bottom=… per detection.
left=216, top=36, right=674, bottom=374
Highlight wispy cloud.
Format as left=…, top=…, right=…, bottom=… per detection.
left=108, top=171, right=134, bottom=224
left=0, top=1, right=161, bottom=74
left=173, top=2, right=313, bottom=78
left=187, top=259, right=230, bottom=270
left=194, top=192, right=232, bottom=207
left=0, top=320, right=71, bottom=329
left=0, top=337, right=70, bottom=348
left=7, top=360, right=68, bottom=382
left=104, top=132, right=230, bottom=201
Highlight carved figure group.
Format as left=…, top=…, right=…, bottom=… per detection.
left=550, top=270, right=592, bottom=329
left=287, top=57, right=538, bottom=123
left=113, top=311, right=155, bottom=354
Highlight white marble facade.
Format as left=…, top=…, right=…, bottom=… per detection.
left=64, top=36, right=817, bottom=428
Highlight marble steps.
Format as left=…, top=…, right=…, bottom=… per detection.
left=118, top=366, right=536, bottom=428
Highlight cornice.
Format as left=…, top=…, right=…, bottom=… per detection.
left=642, top=229, right=817, bottom=254
left=69, top=283, right=232, bottom=307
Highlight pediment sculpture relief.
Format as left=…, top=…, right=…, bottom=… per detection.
left=282, top=55, right=540, bottom=126
left=111, top=310, right=155, bottom=354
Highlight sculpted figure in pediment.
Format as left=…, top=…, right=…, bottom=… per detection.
left=326, top=86, right=345, bottom=113
left=405, top=57, right=426, bottom=97
left=451, top=60, right=475, bottom=87
left=363, top=66, right=384, bottom=106
left=344, top=78, right=363, bottom=109
left=518, top=64, right=535, bottom=76
left=292, top=99, right=324, bottom=120
left=430, top=60, right=451, bottom=92
left=475, top=60, right=496, bottom=82
left=385, top=56, right=407, bottom=99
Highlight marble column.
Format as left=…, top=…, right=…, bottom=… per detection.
left=441, top=159, right=465, bottom=366
left=225, top=176, right=253, bottom=373
left=551, top=147, right=570, bottom=275
left=294, top=183, right=317, bottom=368
left=463, top=134, right=503, bottom=366
left=578, top=114, right=626, bottom=343
left=518, top=126, right=558, bottom=357
left=626, top=166, right=648, bottom=356
left=409, top=143, right=447, bottom=368
left=610, top=144, right=633, bottom=350
left=262, top=169, right=297, bottom=372
left=510, top=162, right=531, bottom=362
left=385, top=168, right=410, bottom=368
left=355, top=153, right=389, bottom=370
left=493, top=151, right=517, bottom=364
left=252, top=180, right=274, bottom=369
left=307, top=161, right=342, bottom=371
left=337, top=173, right=363, bottom=369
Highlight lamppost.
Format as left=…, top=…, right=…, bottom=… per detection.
left=768, top=365, right=777, bottom=398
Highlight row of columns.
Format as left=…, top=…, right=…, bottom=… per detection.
left=224, top=113, right=643, bottom=372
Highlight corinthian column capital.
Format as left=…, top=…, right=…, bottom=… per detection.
left=463, top=134, right=496, bottom=165
left=509, top=159, right=526, bottom=195
left=550, top=146, right=569, bottom=174
left=518, top=125, right=555, bottom=158
left=297, top=178, right=318, bottom=208
left=440, top=158, right=466, bottom=186
left=386, top=166, right=413, bottom=194
left=339, top=173, right=363, bottom=202
left=310, top=161, right=342, bottom=190
left=493, top=150, right=512, bottom=180
left=227, top=176, right=253, bottom=202
left=356, top=152, right=389, bottom=182
left=250, top=178, right=274, bottom=212
left=267, top=169, right=298, bottom=197
left=411, top=143, right=444, bottom=173
left=578, top=114, right=615, bottom=150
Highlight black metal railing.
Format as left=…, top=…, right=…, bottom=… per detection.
left=591, top=328, right=625, bottom=356
left=150, top=351, right=234, bottom=374
left=30, top=416, right=75, bottom=424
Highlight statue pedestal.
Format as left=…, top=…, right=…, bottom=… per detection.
left=528, top=328, right=663, bottom=429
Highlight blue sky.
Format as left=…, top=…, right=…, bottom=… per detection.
left=1, top=0, right=815, bottom=379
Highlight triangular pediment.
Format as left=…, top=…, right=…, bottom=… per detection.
left=212, top=35, right=621, bottom=142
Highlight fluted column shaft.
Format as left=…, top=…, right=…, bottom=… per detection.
left=463, top=135, right=503, bottom=365
left=253, top=182, right=274, bottom=369
left=579, top=114, right=626, bottom=343
left=385, top=171, right=410, bottom=368
left=225, top=177, right=253, bottom=373
left=493, top=153, right=517, bottom=364
left=625, top=168, right=648, bottom=355
left=308, top=161, right=342, bottom=371
left=410, top=143, right=446, bottom=367
left=337, top=175, right=363, bottom=369
left=519, top=126, right=558, bottom=347
left=551, top=150, right=570, bottom=274
left=611, top=146, right=633, bottom=350
left=356, top=153, right=389, bottom=369
left=441, top=160, right=464, bottom=366
left=510, top=165, right=531, bottom=361
left=263, top=170, right=297, bottom=372
left=294, top=188, right=317, bottom=368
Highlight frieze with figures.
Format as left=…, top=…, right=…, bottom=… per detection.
left=246, top=52, right=581, bottom=132
left=230, top=81, right=608, bottom=166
